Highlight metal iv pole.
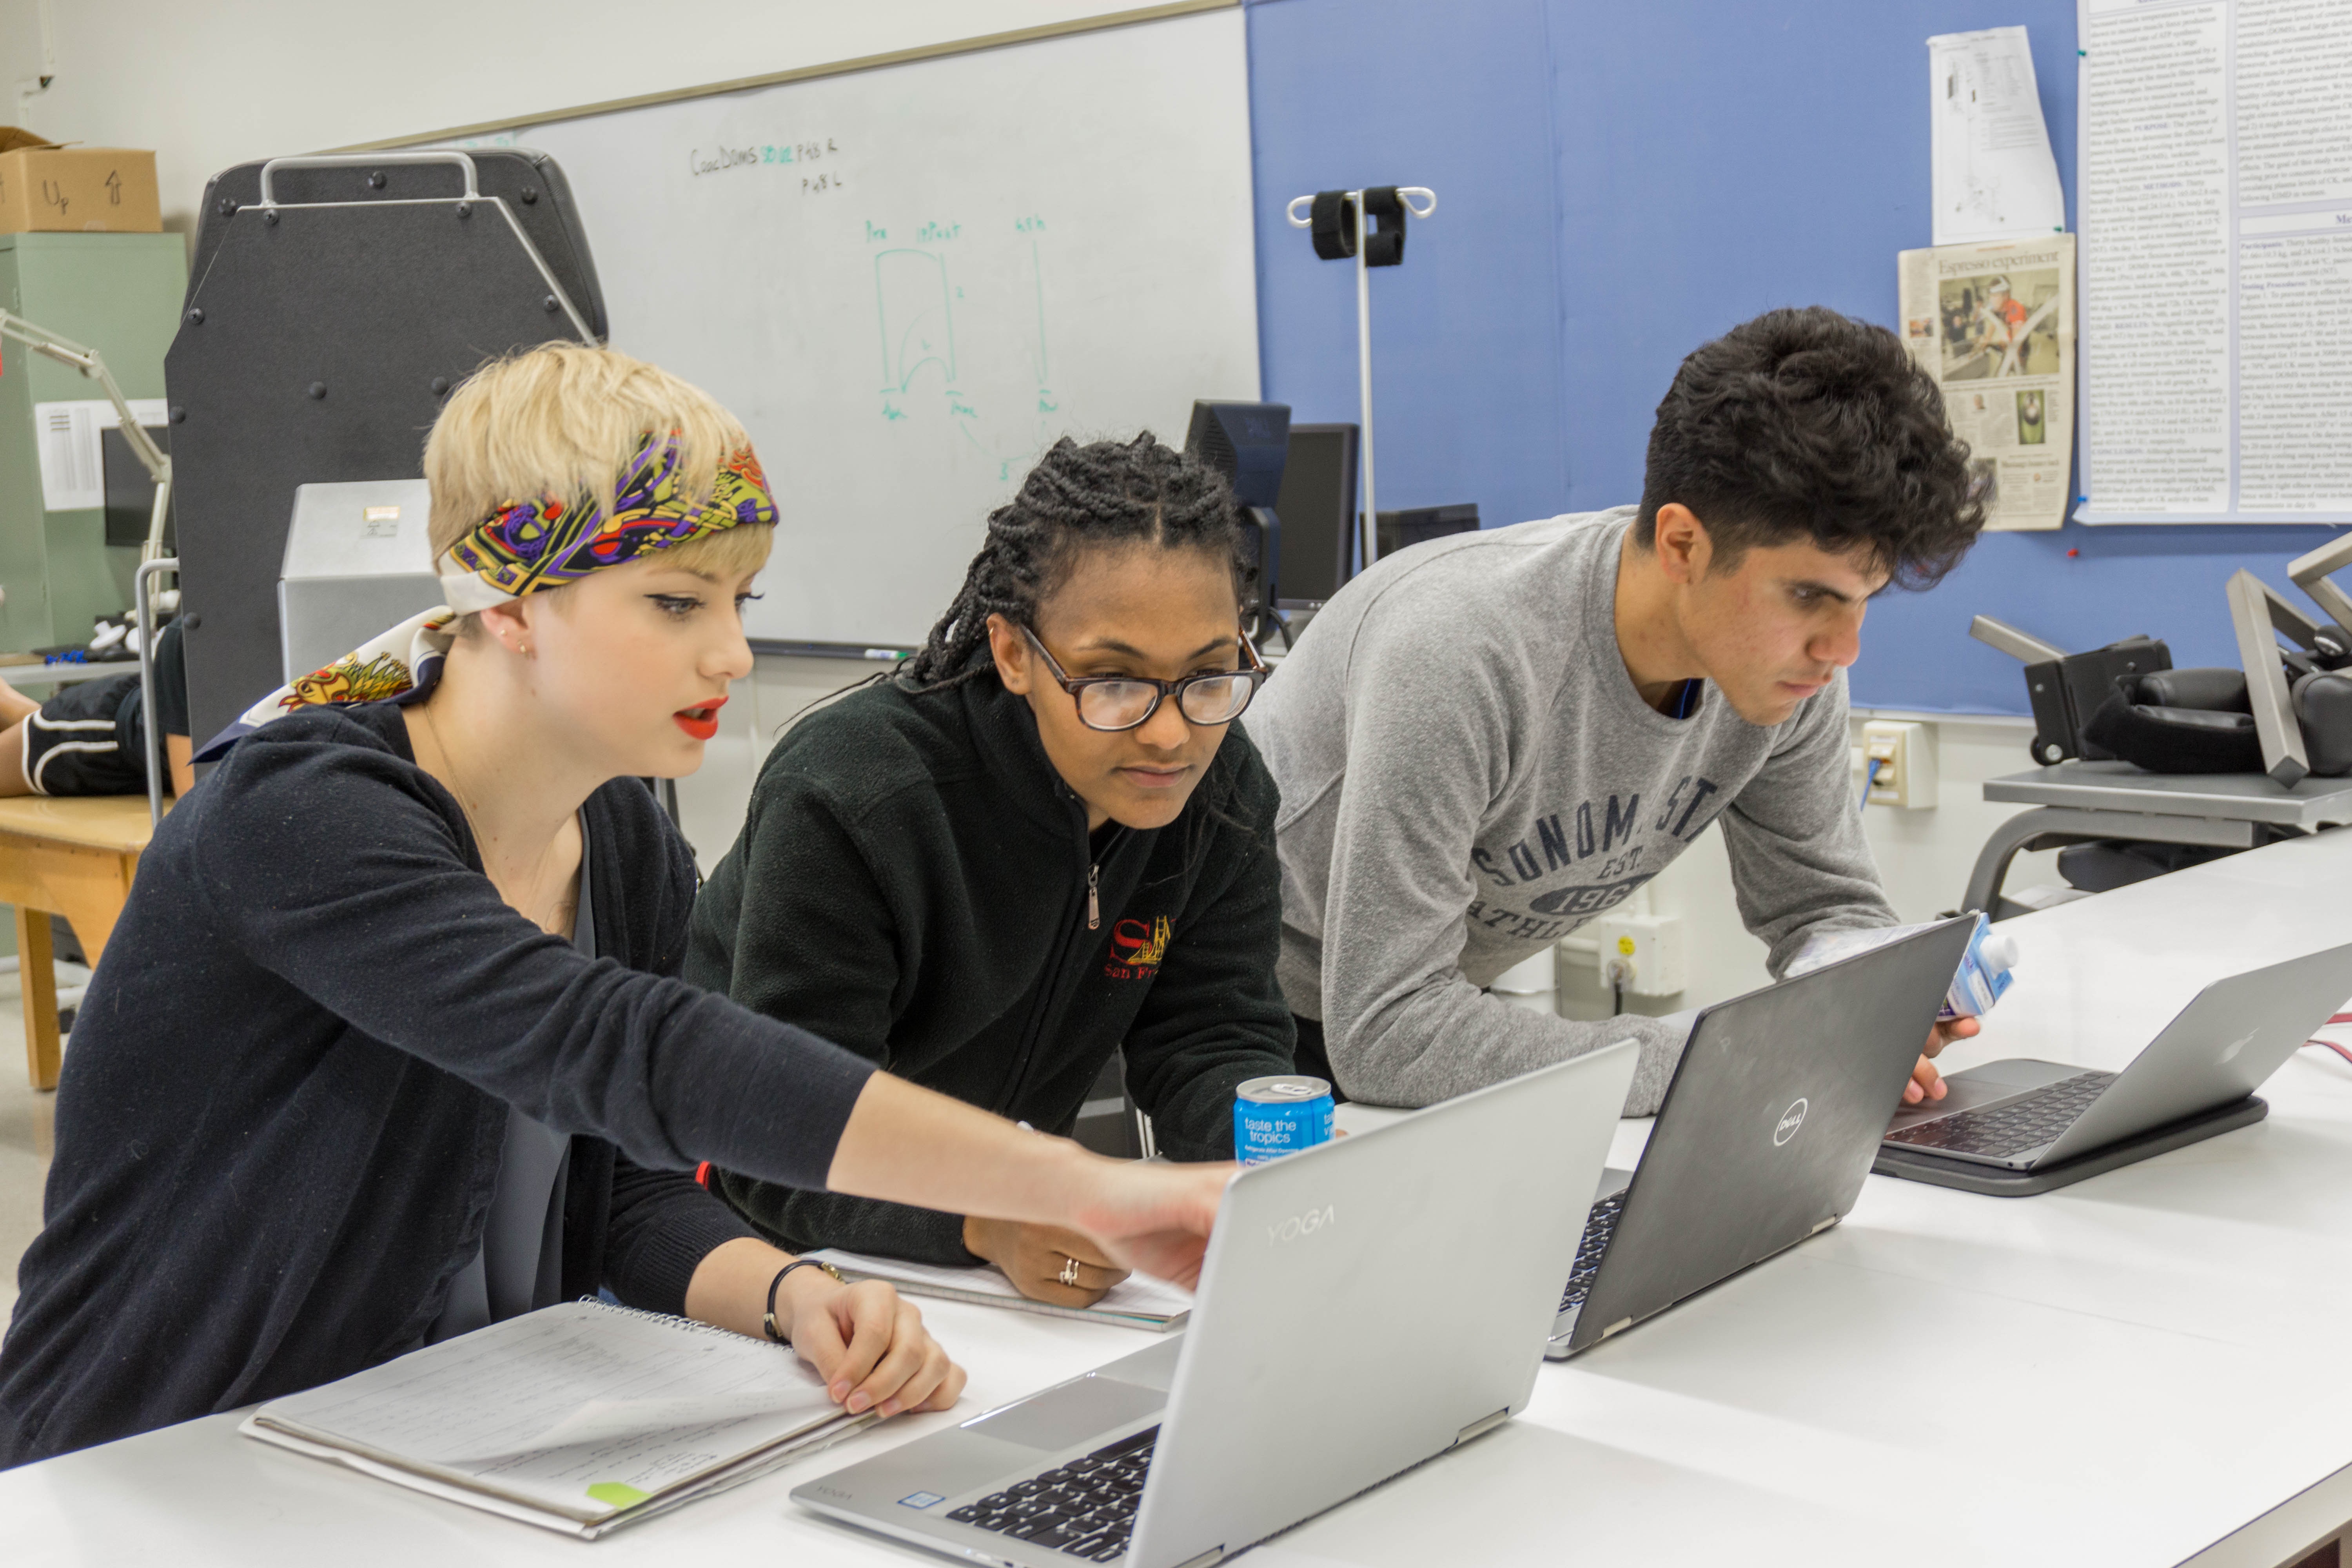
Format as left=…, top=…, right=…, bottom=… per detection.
left=1285, top=185, right=1436, bottom=575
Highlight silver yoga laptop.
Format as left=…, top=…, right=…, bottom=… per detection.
left=1549, top=916, right=1977, bottom=1359
left=1880, top=940, right=2352, bottom=1172
left=792, top=1039, right=1641, bottom=1568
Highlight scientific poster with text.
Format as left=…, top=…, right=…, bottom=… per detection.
left=1901, top=234, right=2077, bottom=532
left=2076, top=0, right=2352, bottom=523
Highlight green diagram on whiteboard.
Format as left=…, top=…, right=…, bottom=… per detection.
left=876, top=249, right=956, bottom=390
left=873, top=233, right=1055, bottom=481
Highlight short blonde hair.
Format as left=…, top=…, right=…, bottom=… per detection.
left=424, top=341, right=774, bottom=570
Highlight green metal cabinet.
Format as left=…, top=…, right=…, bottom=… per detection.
left=0, top=231, right=187, bottom=652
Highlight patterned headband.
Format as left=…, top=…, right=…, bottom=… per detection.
left=197, top=432, right=777, bottom=760
left=436, top=430, right=778, bottom=613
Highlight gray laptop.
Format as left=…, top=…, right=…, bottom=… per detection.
left=793, top=1038, right=1641, bottom=1568
left=1880, top=940, right=2352, bottom=1173
left=1550, top=916, right=1977, bottom=1359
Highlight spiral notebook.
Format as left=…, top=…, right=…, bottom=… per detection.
left=808, top=1249, right=1193, bottom=1330
left=239, top=1299, right=875, bottom=1537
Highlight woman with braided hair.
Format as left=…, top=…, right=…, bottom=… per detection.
left=690, top=433, right=1295, bottom=1307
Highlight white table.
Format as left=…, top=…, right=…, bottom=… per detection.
left=14, top=828, right=2352, bottom=1568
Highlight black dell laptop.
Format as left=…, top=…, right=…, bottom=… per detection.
left=1549, top=917, right=1975, bottom=1357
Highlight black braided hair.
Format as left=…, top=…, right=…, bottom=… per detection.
left=905, top=433, right=1250, bottom=691
left=906, top=432, right=1262, bottom=874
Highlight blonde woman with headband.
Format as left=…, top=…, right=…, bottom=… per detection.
left=0, top=344, right=1231, bottom=1468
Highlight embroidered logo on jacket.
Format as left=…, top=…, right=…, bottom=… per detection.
left=1104, top=915, right=1172, bottom=980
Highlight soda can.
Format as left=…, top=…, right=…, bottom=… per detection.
left=1234, top=1076, right=1335, bottom=1166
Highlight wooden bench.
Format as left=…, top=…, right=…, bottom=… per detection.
left=0, top=795, right=165, bottom=1089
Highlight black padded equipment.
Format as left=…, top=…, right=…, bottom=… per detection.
left=189, top=151, right=604, bottom=340
left=2084, top=662, right=2352, bottom=778
left=2133, top=666, right=2249, bottom=712
left=2082, top=686, right=2262, bottom=774
left=1308, top=190, right=1357, bottom=261
left=2292, top=669, right=2352, bottom=776
left=166, top=150, right=605, bottom=746
left=1360, top=185, right=1408, bottom=267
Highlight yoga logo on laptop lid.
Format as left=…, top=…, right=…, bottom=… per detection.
left=1268, top=1204, right=1337, bottom=1244
left=1773, top=1098, right=1809, bottom=1146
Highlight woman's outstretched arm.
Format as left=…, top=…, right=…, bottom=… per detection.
left=828, top=1073, right=1232, bottom=1288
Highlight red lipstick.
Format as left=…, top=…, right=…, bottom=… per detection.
left=674, top=695, right=728, bottom=741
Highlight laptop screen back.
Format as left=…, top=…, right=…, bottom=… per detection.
left=1572, top=918, right=1975, bottom=1350
left=2040, top=939, right=2352, bottom=1164
left=1130, top=1041, right=1638, bottom=1568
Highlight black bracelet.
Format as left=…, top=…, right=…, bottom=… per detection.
left=763, top=1258, right=842, bottom=1343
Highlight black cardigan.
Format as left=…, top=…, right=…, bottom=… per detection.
left=0, top=703, right=875, bottom=1467
left=686, top=673, right=1294, bottom=1264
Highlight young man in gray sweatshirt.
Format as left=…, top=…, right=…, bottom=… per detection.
left=1249, top=306, right=1985, bottom=1116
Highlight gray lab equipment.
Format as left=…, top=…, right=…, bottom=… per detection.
left=2226, top=567, right=2312, bottom=786
left=1963, top=763, right=2352, bottom=917
left=1548, top=917, right=1975, bottom=1358
left=167, top=149, right=603, bottom=748
left=1878, top=940, right=2352, bottom=1195
left=2290, top=531, right=2352, bottom=641
left=794, top=1040, right=1639, bottom=1568
left=278, top=480, right=441, bottom=682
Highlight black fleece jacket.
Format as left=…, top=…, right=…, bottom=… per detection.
left=0, top=703, right=875, bottom=1468
left=687, top=672, right=1295, bottom=1264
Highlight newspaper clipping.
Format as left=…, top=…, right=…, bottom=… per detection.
left=1899, top=234, right=2075, bottom=531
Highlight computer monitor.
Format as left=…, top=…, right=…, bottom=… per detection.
left=1376, top=503, right=1479, bottom=559
left=1185, top=401, right=1291, bottom=617
left=101, top=424, right=171, bottom=551
left=1184, top=401, right=1291, bottom=507
left=1273, top=423, right=1357, bottom=608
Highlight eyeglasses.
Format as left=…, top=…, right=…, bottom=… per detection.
left=1020, top=624, right=1267, bottom=733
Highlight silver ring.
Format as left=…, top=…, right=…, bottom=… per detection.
left=1058, top=1256, right=1082, bottom=1288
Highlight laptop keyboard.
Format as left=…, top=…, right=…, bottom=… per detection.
left=947, top=1425, right=1157, bottom=1561
left=1557, top=1189, right=1628, bottom=1315
left=1882, top=1071, right=2116, bottom=1159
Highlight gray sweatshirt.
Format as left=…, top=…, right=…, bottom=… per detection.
left=1249, top=508, right=1895, bottom=1114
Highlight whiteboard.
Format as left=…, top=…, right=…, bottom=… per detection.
left=508, top=8, right=1261, bottom=646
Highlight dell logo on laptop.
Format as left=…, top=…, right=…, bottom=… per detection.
left=1773, top=1098, right=1809, bottom=1146
left=1268, top=1205, right=1337, bottom=1243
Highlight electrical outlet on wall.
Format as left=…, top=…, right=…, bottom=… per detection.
left=1587, top=913, right=1686, bottom=996
left=1861, top=720, right=1938, bottom=809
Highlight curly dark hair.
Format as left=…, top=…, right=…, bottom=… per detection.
left=906, top=432, right=1251, bottom=689
left=1635, top=306, right=1984, bottom=590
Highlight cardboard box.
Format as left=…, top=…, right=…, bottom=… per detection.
left=0, top=128, right=161, bottom=234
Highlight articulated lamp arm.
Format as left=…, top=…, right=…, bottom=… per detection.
left=0, top=307, right=173, bottom=561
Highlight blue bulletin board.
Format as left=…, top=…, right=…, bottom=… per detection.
left=1243, top=0, right=2343, bottom=715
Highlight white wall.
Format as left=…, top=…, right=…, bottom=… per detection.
left=2, top=0, right=1173, bottom=240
